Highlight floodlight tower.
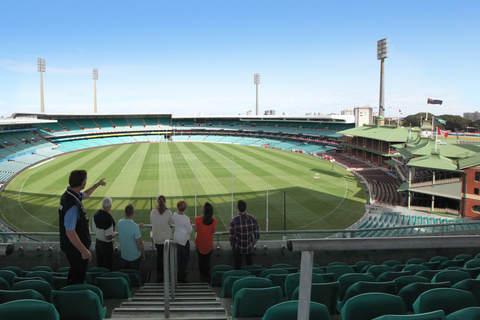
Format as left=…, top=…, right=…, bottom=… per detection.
left=37, top=58, right=46, bottom=113
left=377, top=38, right=388, bottom=118
left=92, top=68, right=98, bottom=113
left=254, top=73, right=260, bottom=115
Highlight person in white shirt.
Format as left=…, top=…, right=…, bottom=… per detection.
left=173, top=199, right=192, bottom=283
left=150, top=195, right=173, bottom=281
left=93, top=197, right=117, bottom=270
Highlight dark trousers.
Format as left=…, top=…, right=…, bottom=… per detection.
left=122, top=256, right=141, bottom=270
left=233, top=249, right=253, bottom=270
left=177, top=241, right=190, bottom=281
left=155, top=244, right=164, bottom=278
left=95, top=240, right=114, bottom=271
left=65, top=250, right=90, bottom=285
left=196, top=248, right=213, bottom=281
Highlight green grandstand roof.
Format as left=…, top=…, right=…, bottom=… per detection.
left=458, top=152, right=480, bottom=169
left=339, top=125, right=409, bottom=142
left=407, top=152, right=461, bottom=172
left=401, top=137, right=480, bottom=159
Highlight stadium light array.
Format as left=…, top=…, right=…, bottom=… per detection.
left=37, top=58, right=46, bottom=113
left=254, top=73, right=260, bottom=115
left=377, top=39, right=388, bottom=118
left=92, top=68, right=98, bottom=113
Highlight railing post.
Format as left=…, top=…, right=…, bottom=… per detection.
left=163, top=240, right=177, bottom=318
left=297, top=251, right=314, bottom=320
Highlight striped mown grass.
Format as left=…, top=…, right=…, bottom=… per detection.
left=0, top=142, right=367, bottom=238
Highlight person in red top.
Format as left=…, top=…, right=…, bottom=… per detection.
left=193, top=202, right=217, bottom=283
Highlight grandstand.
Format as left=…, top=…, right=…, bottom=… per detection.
left=2, top=113, right=480, bottom=319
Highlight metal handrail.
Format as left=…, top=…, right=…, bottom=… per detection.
left=163, top=239, right=177, bottom=318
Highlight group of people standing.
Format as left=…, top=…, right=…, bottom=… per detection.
left=59, top=169, right=260, bottom=286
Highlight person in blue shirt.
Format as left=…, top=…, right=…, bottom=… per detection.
left=59, top=170, right=106, bottom=285
left=117, top=204, right=145, bottom=270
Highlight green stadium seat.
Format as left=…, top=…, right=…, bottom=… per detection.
left=291, top=282, right=340, bottom=315
left=230, top=286, right=282, bottom=318
left=61, top=283, right=104, bottom=304
left=12, top=279, right=53, bottom=302
left=263, top=300, right=330, bottom=320
left=30, top=266, right=53, bottom=273
left=452, top=279, right=480, bottom=306
left=0, top=299, right=59, bottom=320
left=118, top=269, right=142, bottom=287
left=337, top=281, right=396, bottom=312
left=260, top=268, right=289, bottom=278
left=221, top=275, right=254, bottom=298
left=341, top=293, right=407, bottom=320
left=0, top=270, right=17, bottom=288
left=231, top=277, right=273, bottom=300
left=326, top=265, right=356, bottom=281
left=398, top=281, right=451, bottom=312
left=445, top=307, right=480, bottom=320
left=265, top=273, right=289, bottom=297
left=25, top=271, right=54, bottom=286
left=51, top=290, right=107, bottom=320
left=393, top=275, right=430, bottom=292
left=338, top=273, right=376, bottom=301
left=413, top=288, right=477, bottom=316
left=431, top=270, right=471, bottom=285
left=1, top=266, right=23, bottom=277
left=95, top=276, right=131, bottom=299
left=372, top=310, right=446, bottom=320
left=377, top=271, right=412, bottom=282
left=0, top=289, right=45, bottom=304
left=284, top=273, right=325, bottom=300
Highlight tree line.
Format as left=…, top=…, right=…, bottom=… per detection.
left=401, top=113, right=479, bottom=132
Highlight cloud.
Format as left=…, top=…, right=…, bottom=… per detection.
left=0, top=59, right=34, bottom=73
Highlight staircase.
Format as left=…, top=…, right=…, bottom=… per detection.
left=112, top=282, right=228, bottom=319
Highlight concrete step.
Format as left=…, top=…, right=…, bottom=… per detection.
left=120, top=301, right=222, bottom=308
left=112, top=307, right=227, bottom=319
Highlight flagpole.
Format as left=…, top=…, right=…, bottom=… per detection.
left=431, top=116, right=434, bottom=133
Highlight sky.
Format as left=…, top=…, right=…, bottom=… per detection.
left=1, top=1, right=479, bottom=118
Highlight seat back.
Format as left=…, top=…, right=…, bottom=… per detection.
left=30, top=266, right=53, bottom=273
left=88, top=267, right=110, bottom=273
left=415, top=270, right=441, bottom=281
left=393, top=275, right=430, bottom=292
left=266, top=273, right=289, bottom=297
left=398, top=281, right=451, bottom=312
left=431, top=270, right=471, bottom=285
left=221, top=275, right=254, bottom=298
left=338, top=281, right=396, bottom=312
left=371, top=310, right=446, bottom=320
left=230, top=286, right=282, bottom=318
left=210, top=265, right=233, bottom=287
left=0, top=289, right=45, bottom=304
left=0, top=278, right=9, bottom=290
left=118, top=269, right=142, bottom=287
left=406, top=258, right=427, bottom=265
left=263, top=300, right=330, bottom=320
left=231, top=277, right=273, bottom=300
left=51, top=290, right=106, bottom=320
left=341, top=293, right=407, bottom=320
left=220, top=270, right=251, bottom=287
left=0, top=270, right=16, bottom=288
left=412, top=287, right=477, bottom=315
left=377, top=271, right=412, bottom=282
left=0, top=299, right=59, bottom=320
left=382, top=260, right=402, bottom=267
left=284, top=273, right=325, bottom=300
left=95, top=277, right=131, bottom=299
left=292, top=282, right=340, bottom=315
left=403, top=265, right=428, bottom=274
left=25, top=271, right=54, bottom=286
left=452, top=279, right=480, bottom=306
left=326, top=265, right=356, bottom=281
left=61, top=283, right=104, bottom=304
left=12, top=279, right=53, bottom=302
left=338, top=273, right=376, bottom=301
left=260, top=268, right=289, bottom=278
left=368, top=266, right=395, bottom=279
left=100, top=272, right=131, bottom=286
left=445, top=307, right=480, bottom=320
left=1, top=266, right=23, bottom=277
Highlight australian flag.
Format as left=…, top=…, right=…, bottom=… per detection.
left=427, top=98, right=443, bottom=105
